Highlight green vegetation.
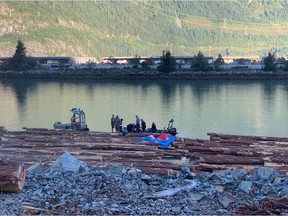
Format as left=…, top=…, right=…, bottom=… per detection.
left=263, top=52, right=276, bottom=71
left=0, top=1, right=288, bottom=60
left=1, top=39, right=37, bottom=70
left=214, top=53, right=224, bottom=71
left=158, top=50, right=176, bottom=73
left=191, top=51, right=211, bottom=72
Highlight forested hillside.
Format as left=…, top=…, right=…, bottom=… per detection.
left=0, top=0, right=288, bottom=61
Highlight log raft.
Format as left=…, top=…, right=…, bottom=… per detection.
left=0, top=128, right=288, bottom=177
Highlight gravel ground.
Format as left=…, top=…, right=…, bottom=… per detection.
left=0, top=154, right=287, bottom=215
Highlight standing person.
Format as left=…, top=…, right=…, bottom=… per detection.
left=115, top=115, right=121, bottom=133
left=71, top=114, right=78, bottom=130
left=111, top=114, right=115, bottom=133
left=119, top=118, right=123, bottom=134
left=141, top=119, right=146, bottom=132
left=136, top=115, right=140, bottom=132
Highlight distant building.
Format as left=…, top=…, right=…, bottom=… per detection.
left=0, top=56, right=74, bottom=69
left=36, top=57, right=73, bottom=69
left=102, top=55, right=214, bottom=65
left=0, top=56, right=98, bottom=69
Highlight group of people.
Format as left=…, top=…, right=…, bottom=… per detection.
left=138, top=116, right=157, bottom=133
left=110, top=114, right=123, bottom=133
left=111, top=114, right=157, bottom=134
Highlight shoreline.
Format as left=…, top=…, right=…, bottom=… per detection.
left=1, top=69, right=288, bottom=80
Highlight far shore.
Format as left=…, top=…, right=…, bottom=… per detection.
left=1, top=69, right=288, bottom=80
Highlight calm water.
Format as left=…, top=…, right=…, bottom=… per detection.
left=1, top=78, right=288, bottom=139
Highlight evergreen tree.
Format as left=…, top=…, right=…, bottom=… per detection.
left=3, top=39, right=37, bottom=70
left=213, top=53, right=224, bottom=71
left=191, top=51, right=211, bottom=71
left=263, top=51, right=276, bottom=71
left=10, top=39, right=27, bottom=67
left=158, top=50, right=176, bottom=73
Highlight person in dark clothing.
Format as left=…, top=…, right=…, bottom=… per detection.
left=119, top=118, right=123, bottom=134
left=141, top=119, right=146, bottom=132
left=114, top=115, right=121, bottom=133
left=111, top=114, right=115, bottom=133
left=127, top=123, right=135, bottom=133
left=71, top=114, right=78, bottom=130
left=151, top=122, right=157, bottom=132
left=136, top=115, right=140, bottom=132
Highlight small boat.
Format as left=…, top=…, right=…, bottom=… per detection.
left=53, top=108, right=89, bottom=131
left=163, top=119, right=177, bottom=136
left=128, top=119, right=178, bottom=136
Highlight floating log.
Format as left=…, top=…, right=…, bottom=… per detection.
left=0, top=160, right=25, bottom=192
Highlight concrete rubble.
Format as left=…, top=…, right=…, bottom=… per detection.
left=0, top=153, right=287, bottom=215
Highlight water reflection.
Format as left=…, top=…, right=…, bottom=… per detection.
left=1, top=78, right=288, bottom=139
left=261, top=80, right=277, bottom=109
left=158, top=81, right=177, bottom=107
left=0, top=79, right=40, bottom=107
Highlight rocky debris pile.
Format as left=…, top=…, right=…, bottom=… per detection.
left=0, top=153, right=287, bottom=215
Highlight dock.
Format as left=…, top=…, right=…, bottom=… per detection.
left=1, top=127, right=288, bottom=175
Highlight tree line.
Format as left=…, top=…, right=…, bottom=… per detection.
left=0, top=39, right=285, bottom=73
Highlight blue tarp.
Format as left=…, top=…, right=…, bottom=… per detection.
left=137, top=134, right=176, bottom=149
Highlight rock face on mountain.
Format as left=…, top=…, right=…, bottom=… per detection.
left=1, top=153, right=287, bottom=215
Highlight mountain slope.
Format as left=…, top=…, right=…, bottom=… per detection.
left=0, top=0, right=288, bottom=61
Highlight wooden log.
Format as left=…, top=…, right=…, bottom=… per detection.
left=198, top=163, right=256, bottom=172
left=21, top=205, right=57, bottom=214
left=270, top=155, right=288, bottom=164
left=135, top=166, right=176, bottom=175
left=223, top=149, right=262, bottom=157
left=208, top=132, right=288, bottom=142
left=217, top=140, right=255, bottom=146
left=184, top=146, right=226, bottom=154
left=24, top=136, right=59, bottom=143
left=199, top=154, right=264, bottom=165
left=0, top=160, right=25, bottom=192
